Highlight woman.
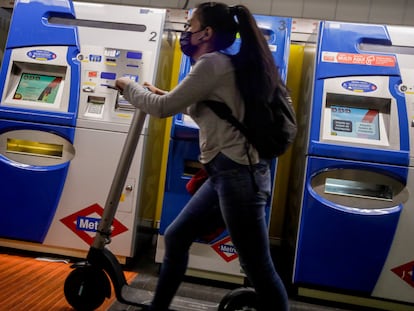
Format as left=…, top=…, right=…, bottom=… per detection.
left=115, top=2, right=289, bottom=310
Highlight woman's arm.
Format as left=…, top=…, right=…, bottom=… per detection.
left=115, top=54, right=224, bottom=118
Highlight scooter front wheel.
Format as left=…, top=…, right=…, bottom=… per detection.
left=64, top=265, right=111, bottom=311
left=218, top=287, right=259, bottom=311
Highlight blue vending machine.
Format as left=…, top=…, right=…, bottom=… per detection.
left=293, top=21, right=414, bottom=306
left=0, top=0, right=167, bottom=260
left=156, top=15, right=292, bottom=283
left=0, top=0, right=79, bottom=243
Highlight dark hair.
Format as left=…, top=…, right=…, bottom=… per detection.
left=194, top=2, right=238, bottom=50
left=195, top=2, right=285, bottom=104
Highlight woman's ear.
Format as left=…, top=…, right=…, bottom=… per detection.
left=203, top=26, right=214, bottom=40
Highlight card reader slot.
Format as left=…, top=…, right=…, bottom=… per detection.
left=116, top=102, right=135, bottom=111
left=115, top=95, right=134, bottom=111
left=87, top=95, right=105, bottom=105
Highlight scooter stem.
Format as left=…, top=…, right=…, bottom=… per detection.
left=92, top=108, right=147, bottom=249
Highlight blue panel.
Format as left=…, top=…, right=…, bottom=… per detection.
left=67, top=45, right=81, bottom=124
left=0, top=118, right=75, bottom=142
left=0, top=106, right=78, bottom=127
left=389, top=78, right=410, bottom=152
left=308, top=22, right=409, bottom=167
left=100, top=72, right=117, bottom=80
left=164, top=139, right=200, bottom=193
left=0, top=120, right=74, bottom=242
left=253, top=15, right=292, bottom=82
left=0, top=6, right=80, bottom=127
left=170, top=55, right=196, bottom=139
left=6, top=0, right=78, bottom=48
left=170, top=118, right=200, bottom=140
left=316, top=21, right=400, bottom=79
left=0, top=158, right=69, bottom=242
left=308, top=78, right=324, bottom=147
left=160, top=139, right=199, bottom=235
left=309, top=143, right=410, bottom=167
left=0, top=46, right=81, bottom=127
left=294, top=156, right=405, bottom=293
left=126, top=51, right=143, bottom=59
left=0, top=120, right=75, bottom=243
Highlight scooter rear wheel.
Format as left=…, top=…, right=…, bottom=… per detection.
left=218, top=287, right=259, bottom=311
left=64, top=265, right=111, bottom=311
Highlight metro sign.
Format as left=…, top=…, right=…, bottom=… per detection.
left=211, top=236, right=238, bottom=262
left=391, top=260, right=414, bottom=288
left=60, top=203, right=128, bottom=245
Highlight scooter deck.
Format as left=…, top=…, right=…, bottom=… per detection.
left=118, top=285, right=219, bottom=311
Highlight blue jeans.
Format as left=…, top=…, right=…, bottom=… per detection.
left=150, top=153, right=289, bottom=311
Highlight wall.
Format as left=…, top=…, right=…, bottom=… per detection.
left=0, top=8, right=11, bottom=60
left=74, top=0, right=414, bottom=27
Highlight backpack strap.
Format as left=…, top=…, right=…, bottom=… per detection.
left=203, top=100, right=251, bottom=139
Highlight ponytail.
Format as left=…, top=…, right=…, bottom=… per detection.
left=194, top=2, right=284, bottom=104
left=230, top=5, right=283, bottom=104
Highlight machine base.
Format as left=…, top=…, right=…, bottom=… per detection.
left=186, top=267, right=244, bottom=285
left=118, top=286, right=219, bottom=311
left=0, top=238, right=127, bottom=264
left=298, top=287, right=414, bottom=311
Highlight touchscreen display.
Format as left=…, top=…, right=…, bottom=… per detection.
left=331, top=106, right=380, bottom=141
left=13, top=73, right=62, bottom=104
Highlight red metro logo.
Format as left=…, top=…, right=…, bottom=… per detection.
left=60, top=203, right=128, bottom=245
left=211, top=236, right=239, bottom=262
left=391, top=260, right=414, bottom=288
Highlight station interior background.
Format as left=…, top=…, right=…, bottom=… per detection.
left=0, top=0, right=413, bottom=310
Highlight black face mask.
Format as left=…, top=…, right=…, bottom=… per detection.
left=179, top=29, right=205, bottom=57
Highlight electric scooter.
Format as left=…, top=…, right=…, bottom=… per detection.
left=63, top=102, right=258, bottom=311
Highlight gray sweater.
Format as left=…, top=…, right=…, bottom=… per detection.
left=123, top=51, right=259, bottom=165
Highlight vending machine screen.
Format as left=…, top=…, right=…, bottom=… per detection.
left=331, top=106, right=380, bottom=141
left=323, top=93, right=391, bottom=147
left=13, top=73, right=62, bottom=104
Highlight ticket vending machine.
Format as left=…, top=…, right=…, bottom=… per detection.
left=156, top=15, right=292, bottom=283
left=0, top=0, right=166, bottom=259
left=292, top=21, right=414, bottom=306
left=43, top=2, right=165, bottom=259
left=0, top=0, right=79, bottom=243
